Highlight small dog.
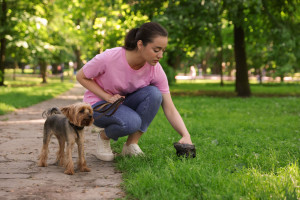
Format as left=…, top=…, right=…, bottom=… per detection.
left=38, top=102, right=94, bottom=175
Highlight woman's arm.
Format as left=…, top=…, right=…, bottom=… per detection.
left=76, top=69, right=123, bottom=103
left=161, top=93, right=193, bottom=144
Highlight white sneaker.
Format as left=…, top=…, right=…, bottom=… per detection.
left=96, top=132, right=114, bottom=161
left=121, top=143, right=144, bottom=156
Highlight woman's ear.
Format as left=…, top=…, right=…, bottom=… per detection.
left=137, top=40, right=143, bottom=50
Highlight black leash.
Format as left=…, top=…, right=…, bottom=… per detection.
left=93, top=97, right=125, bottom=119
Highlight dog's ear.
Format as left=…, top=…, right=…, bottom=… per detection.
left=60, top=105, right=77, bottom=125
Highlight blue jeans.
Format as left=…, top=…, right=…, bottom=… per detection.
left=92, top=86, right=163, bottom=141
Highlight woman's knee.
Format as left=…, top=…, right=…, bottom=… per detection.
left=103, top=112, right=142, bottom=140
left=125, top=112, right=142, bottom=133
left=147, top=86, right=162, bottom=104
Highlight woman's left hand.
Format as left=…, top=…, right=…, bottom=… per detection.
left=178, top=135, right=193, bottom=145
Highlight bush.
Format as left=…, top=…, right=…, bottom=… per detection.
left=160, top=56, right=176, bottom=85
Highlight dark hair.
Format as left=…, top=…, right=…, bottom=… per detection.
left=124, top=22, right=168, bottom=50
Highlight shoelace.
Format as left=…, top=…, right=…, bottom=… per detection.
left=103, top=141, right=110, bottom=151
left=93, top=97, right=125, bottom=119
left=98, top=134, right=112, bottom=153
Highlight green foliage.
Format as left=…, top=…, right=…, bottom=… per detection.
left=1, top=0, right=300, bottom=85
left=159, top=56, right=176, bottom=85
left=0, top=70, right=3, bottom=83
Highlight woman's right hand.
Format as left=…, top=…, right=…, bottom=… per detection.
left=105, top=94, right=125, bottom=104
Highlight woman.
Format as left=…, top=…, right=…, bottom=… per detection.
left=76, top=22, right=193, bottom=161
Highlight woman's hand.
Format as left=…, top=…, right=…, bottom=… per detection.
left=178, top=135, right=193, bottom=145
left=106, top=94, right=125, bottom=104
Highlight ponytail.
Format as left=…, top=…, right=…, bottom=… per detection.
left=124, top=28, right=139, bottom=50
left=123, top=22, right=168, bottom=51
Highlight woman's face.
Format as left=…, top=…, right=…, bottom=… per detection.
left=138, top=36, right=168, bottom=66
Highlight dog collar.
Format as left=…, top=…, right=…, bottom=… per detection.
left=69, top=122, right=84, bottom=138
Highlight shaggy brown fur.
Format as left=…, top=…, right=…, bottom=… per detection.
left=38, top=103, right=94, bottom=175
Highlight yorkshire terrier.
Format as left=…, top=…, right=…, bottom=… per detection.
left=38, top=102, right=94, bottom=175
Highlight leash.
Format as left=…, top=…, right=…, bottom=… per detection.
left=93, top=97, right=125, bottom=119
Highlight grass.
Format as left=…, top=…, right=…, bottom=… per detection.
left=112, top=82, right=300, bottom=199
left=0, top=71, right=74, bottom=115
left=1, top=71, right=299, bottom=199
left=172, top=80, right=300, bottom=97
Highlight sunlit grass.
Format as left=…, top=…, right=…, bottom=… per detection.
left=0, top=74, right=74, bottom=115
left=113, top=88, right=300, bottom=199
left=172, top=80, right=300, bottom=97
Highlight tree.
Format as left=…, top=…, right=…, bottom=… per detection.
left=0, top=0, right=54, bottom=84
left=0, top=0, right=7, bottom=85
left=261, top=0, right=300, bottom=82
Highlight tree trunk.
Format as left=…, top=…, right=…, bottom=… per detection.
left=280, top=75, right=284, bottom=83
left=233, top=5, right=251, bottom=97
left=211, top=61, right=220, bottom=74
left=74, top=48, right=83, bottom=69
left=39, top=60, right=47, bottom=83
left=0, top=0, right=7, bottom=86
left=258, top=68, right=263, bottom=84
left=201, top=59, right=207, bottom=75
left=13, top=61, right=18, bottom=81
left=202, top=49, right=212, bottom=75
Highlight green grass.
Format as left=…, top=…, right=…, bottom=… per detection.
left=112, top=83, right=300, bottom=199
left=172, top=81, right=300, bottom=97
left=1, top=72, right=299, bottom=199
left=0, top=73, right=74, bottom=115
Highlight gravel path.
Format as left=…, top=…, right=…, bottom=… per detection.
left=0, top=83, right=125, bottom=200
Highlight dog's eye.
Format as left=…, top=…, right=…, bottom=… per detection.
left=80, top=109, right=84, bottom=113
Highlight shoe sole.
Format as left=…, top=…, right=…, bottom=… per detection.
left=121, top=151, right=144, bottom=156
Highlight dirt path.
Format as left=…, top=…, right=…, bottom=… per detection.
left=0, top=83, right=125, bottom=200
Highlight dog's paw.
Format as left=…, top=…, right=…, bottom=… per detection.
left=64, top=169, right=75, bottom=175
left=38, top=161, right=48, bottom=167
left=80, top=167, right=91, bottom=172
left=78, top=164, right=91, bottom=172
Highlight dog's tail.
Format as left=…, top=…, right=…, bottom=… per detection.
left=42, top=107, right=62, bottom=118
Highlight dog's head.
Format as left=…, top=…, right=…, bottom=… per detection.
left=61, top=103, right=94, bottom=127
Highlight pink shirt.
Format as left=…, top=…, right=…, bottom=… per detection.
left=83, top=47, right=170, bottom=105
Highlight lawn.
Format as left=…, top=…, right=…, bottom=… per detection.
left=112, top=82, right=300, bottom=199
left=0, top=71, right=74, bottom=115
left=172, top=80, right=300, bottom=97
left=1, top=73, right=299, bottom=199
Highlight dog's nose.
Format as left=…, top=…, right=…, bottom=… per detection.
left=88, top=114, right=92, bottom=118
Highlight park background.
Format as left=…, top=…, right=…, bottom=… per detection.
left=0, top=0, right=299, bottom=199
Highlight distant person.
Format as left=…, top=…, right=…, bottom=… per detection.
left=197, top=63, right=202, bottom=77
left=60, top=64, right=64, bottom=82
left=190, top=65, right=196, bottom=79
left=76, top=22, right=193, bottom=161
left=57, top=64, right=64, bottom=82
left=57, top=65, right=61, bottom=74
left=73, top=62, right=78, bottom=76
